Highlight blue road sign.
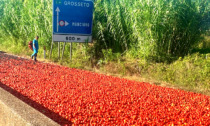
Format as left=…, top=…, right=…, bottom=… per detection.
left=53, top=0, right=94, bottom=36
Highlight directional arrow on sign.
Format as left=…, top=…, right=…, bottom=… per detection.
left=65, top=21, right=69, bottom=26
left=56, top=7, right=60, bottom=32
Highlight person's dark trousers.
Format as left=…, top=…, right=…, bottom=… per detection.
left=34, top=53, right=37, bottom=61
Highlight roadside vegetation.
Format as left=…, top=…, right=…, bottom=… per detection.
left=0, top=0, right=209, bottom=94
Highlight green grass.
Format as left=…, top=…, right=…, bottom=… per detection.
left=97, top=53, right=210, bottom=95
left=151, top=54, right=209, bottom=89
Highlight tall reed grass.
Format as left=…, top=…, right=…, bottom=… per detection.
left=0, top=0, right=209, bottom=61
left=93, top=0, right=209, bottom=61
left=0, top=0, right=52, bottom=48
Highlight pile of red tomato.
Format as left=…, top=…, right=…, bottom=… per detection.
left=0, top=53, right=209, bottom=125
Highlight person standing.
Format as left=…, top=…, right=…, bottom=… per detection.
left=31, top=36, right=39, bottom=61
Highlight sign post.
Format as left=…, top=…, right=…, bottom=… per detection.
left=50, top=0, right=94, bottom=60
left=70, top=42, right=72, bottom=60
